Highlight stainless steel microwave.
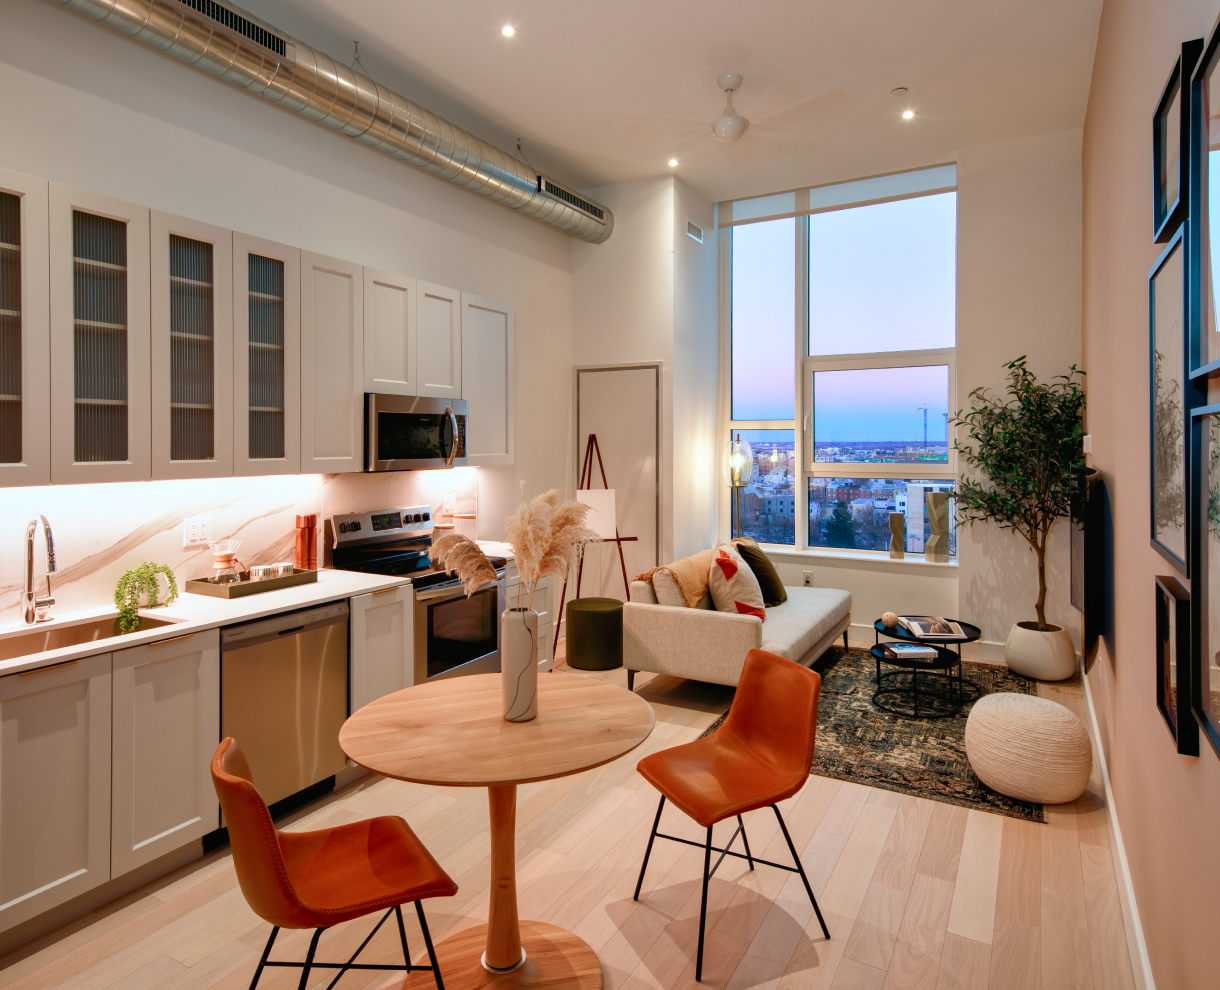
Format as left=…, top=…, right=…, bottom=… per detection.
left=365, top=394, right=468, bottom=471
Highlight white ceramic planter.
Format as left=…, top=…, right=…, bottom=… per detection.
left=1004, top=621, right=1077, bottom=681
left=501, top=608, right=538, bottom=721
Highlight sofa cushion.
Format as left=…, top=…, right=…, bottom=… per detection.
left=629, top=580, right=657, bottom=604
left=708, top=545, right=765, bottom=620
left=731, top=539, right=788, bottom=607
left=759, top=587, right=852, bottom=662
left=652, top=569, right=686, bottom=607
left=633, top=547, right=716, bottom=608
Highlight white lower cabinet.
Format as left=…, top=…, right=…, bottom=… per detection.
left=0, top=654, right=112, bottom=931
left=350, top=588, right=413, bottom=713
left=111, top=630, right=220, bottom=876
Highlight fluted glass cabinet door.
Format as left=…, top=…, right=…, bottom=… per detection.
left=150, top=212, right=233, bottom=479
left=49, top=185, right=150, bottom=484
left=0, top=168, right=50, bottom=488
left=232, top=233, right=300, bottom=476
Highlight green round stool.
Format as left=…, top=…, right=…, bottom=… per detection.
left=565, top=597, right=623, bottom=671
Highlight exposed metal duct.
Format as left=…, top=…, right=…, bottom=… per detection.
left=56, top=0, right=614, bottom=243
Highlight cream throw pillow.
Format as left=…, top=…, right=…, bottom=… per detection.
left=707, top=544, right=765, bottom=620
left=652, top=569, right=686, bottom=607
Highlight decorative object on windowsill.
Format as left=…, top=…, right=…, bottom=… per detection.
left=881, top=611, right=899, bottom=628
left=925, top=491, right=951, bottom=562
left=888, top=513, right=905, bottom=559
left=952, top=357, right=1085, bottom=681
left=723, top=433, right=755, bottom=539
left=114, top=562, right=178, bottom=634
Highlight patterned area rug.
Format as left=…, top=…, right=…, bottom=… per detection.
left=701, top=645, right=1044, bottom=822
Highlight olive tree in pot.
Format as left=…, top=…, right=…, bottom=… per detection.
left=952, top=357, right=1085, bottom=681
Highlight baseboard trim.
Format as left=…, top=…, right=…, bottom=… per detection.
left=1080, top=664, right=1156, bottom=990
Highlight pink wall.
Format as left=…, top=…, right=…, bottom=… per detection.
left=1083, top=1, right=1220, bottom=987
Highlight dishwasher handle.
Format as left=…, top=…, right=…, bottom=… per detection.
left=221, top=600, right=349, bottom=647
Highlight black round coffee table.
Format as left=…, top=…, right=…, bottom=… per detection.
left=872, top=618, right=983, bottom=718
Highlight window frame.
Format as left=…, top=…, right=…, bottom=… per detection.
left=721, top=173, right=958, bottom=557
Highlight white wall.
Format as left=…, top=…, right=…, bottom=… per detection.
left=0, top=0, right=576, bottom=596
left=955, top=128, right=1085, bottom=656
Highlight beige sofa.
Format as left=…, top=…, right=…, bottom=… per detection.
left=624, top=580, right=852, bottom=689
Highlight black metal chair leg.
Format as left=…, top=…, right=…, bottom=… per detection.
left=737, top=815, right=755, bottom=870
left=395, top=904, right=412, bottom=967
left=416, top=900, right=445, bottom=990
left=296, top=928, right=324, bottom=990
left=696, top=824, right=713, bottom=982
left=772, top=804, right=830, bottom=940
left=634, top=795, right=666, bottom=900
left=248, top=926, right=279, bottom=990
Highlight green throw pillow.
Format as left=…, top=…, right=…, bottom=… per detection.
left=732, top=540, right=788, bottom=607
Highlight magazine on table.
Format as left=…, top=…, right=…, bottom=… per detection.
left=881, top=643, right=939, bottom=663
left=897, top=615, right=968, bottom=640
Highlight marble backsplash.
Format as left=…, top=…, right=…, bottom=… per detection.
left=0, top=467, right=477, bottom=626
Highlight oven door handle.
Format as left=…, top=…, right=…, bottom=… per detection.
left=415, top=573, right=504, bottom=602
left=443, top=405, right=458, bottom=467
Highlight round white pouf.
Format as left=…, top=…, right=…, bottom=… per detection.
left=965, top=693, right=1092, bottom=804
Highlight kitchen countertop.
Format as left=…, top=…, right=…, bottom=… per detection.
left=0, top=568, right=412, bottom=678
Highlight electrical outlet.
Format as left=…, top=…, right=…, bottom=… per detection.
left=183, top=515, right=212, bottom=548
left=443, top=492, right=456, bottom=515
left=803, top=570, right=813, bottom=587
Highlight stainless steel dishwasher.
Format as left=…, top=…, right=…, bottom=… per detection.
left=220, top=601, right=350, bottom=809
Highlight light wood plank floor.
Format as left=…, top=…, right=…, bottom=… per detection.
left=0, top=648, right=1135, bottom=990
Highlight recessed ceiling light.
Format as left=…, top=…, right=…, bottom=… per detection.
left=501, top=25, right=516, bottom=37
left=668, top=158, right=679, bottom=167
left=902, top=109, right=916, bottom=120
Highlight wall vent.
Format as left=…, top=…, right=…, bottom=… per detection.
left=537, top=177, right=605, bottom=221
left=686, top=220, right=704, bottom=243
left=174, top=0, right=288, bottom=57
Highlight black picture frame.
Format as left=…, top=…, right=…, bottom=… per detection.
left=1070, top=465, right=1105, bottom=672
left=1156, top=40, right=1204, bottom=242
left=1156, top=574, right=1197, bottom=754
left=1189, top=403, right=1220, bottom=757
left=1150, top=227, right=1189, bottom=571
left=1191, top=24, right=1220, bottom=376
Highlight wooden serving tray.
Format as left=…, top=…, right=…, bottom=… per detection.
left=184, top=568, right=318, bottom=599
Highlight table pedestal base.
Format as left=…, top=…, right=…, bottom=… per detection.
left=404, top=921, right=603, bottom=990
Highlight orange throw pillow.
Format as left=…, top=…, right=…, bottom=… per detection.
left=707, top=545, right=765, bottom=620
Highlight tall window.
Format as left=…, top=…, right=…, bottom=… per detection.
left=727, top=167, right=957, bottom=556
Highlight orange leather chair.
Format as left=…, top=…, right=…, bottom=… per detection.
left=211, top=737, right=456, bottom=990
left=634, top=648, right=831, bottom=981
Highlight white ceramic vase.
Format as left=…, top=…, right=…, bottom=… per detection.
left=501, top=608, right=538, bottom=722
left=1004, top=621, right=1077, bottom=681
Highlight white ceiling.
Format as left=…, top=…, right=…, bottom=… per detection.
left=248, top=0, right=1103, bottom=205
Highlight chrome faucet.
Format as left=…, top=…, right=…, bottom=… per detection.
left=23, top=516, right=56, bottom=624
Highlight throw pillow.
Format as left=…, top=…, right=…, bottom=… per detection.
left=652, top=569, right=686, bottom=607
left=731, top=539, right=788, bottom=606
left=707, top=544, right=766, bottom=620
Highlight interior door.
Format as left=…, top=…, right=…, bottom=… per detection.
left=575, top=366, right=660, bottom=602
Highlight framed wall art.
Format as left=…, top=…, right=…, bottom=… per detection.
left=1155, top=574, right=1196, bottom=753
left=1156, top=39, right=1204, bottom=242
left=1189, top=403, right=1220, bottom=756
left=1150, top=227, right=1189, bottom=570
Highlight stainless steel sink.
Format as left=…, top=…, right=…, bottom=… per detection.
left=0, top=613, right=180, bottom=663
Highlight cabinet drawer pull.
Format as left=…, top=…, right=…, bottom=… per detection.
left=372, top=587, right=398, bottom=595
left=20, top=658, right=78, bottom=676
left=154, top=633, right=195, bottom=646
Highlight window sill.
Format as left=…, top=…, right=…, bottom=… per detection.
left=754, top=544, right=959, bottom=571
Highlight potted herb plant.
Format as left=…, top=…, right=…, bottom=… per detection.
left=952, top=357, right=1086, bottom=680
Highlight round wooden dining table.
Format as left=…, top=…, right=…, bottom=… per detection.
left=339, top=672, right=655, bottom=989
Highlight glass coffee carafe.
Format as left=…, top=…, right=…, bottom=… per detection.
left=208, top=540, right=247, bottom=584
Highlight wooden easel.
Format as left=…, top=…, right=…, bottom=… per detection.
left=553, top=434, right=638, bottom=656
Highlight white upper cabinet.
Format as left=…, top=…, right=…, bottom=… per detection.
left=363, top=267, right=417, bottom=396
left=233, top=233, right=300, bottom=476
left=461, top=293, right=514, bottom=466
left=0, top=168, right=50, bottom=488
left=350, top=587, right=413, bottom=713
left=417, top=282, right=462, bottom=399
left=50, top=185, right=150, bottom=484
left=0, top=653, right=112, bottom=931
left=111, top=630, right=220, bottom=876
left=301, top=252, right=363, bottom=473
left=151, top=213, right=233, bottom=479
